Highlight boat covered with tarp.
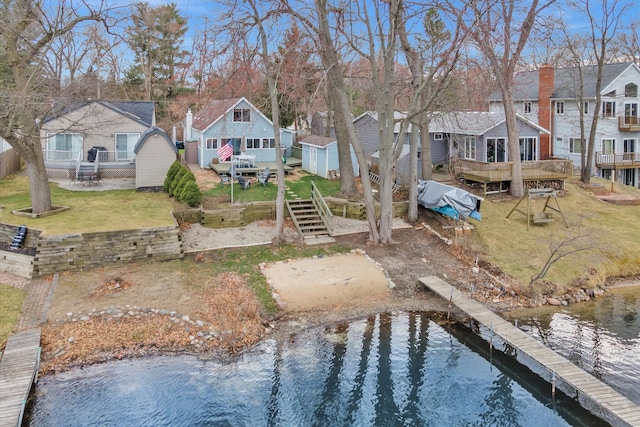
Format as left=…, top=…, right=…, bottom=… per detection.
left=417, top=180, right=482, bottom=221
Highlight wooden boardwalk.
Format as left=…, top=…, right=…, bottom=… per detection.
left=420, top=276, right=640, bottom=427
left=0, top=328, right=41, bottom=427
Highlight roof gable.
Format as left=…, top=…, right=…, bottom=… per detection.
left=134, top=126, right=177, bottom=154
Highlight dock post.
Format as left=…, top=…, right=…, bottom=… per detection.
left=552, top=371, right=556, bottom=397
left=489, top=321, right=493, bottom=350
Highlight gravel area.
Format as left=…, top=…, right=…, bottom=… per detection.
left=181, top=216, right=413, bottom=251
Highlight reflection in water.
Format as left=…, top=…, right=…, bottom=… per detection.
left=28, top=312, right=606, bottom=426
left=507, top=286, right=640, bottom=404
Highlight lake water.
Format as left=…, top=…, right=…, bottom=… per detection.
left=27, top=312, right=607, bottom=426
left=505, top=286, right=640, bottom=405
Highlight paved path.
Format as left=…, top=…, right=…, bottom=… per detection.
left=420, top=275, right=640, bottom=427
left=16, top=275, right=56, bottom=331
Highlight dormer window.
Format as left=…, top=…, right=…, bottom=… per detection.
left=625, top=83, right=638, bottom=98
left=233, top=108, right=251, bottom=122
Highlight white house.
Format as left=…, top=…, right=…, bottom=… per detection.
left=185, top=97, right=296, bottom=169
left=489, top=62, right=640, bottom=188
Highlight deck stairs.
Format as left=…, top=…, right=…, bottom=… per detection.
left=286, top=199, right=331, bottom=238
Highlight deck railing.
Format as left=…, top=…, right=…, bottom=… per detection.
left=595, top=151, right=640, bottom=167
left=458, top=159, right=573, bottom=182
left=43, top=150, right=134, bottom=166
left=618, top=116, right=640, bottom=132
left=311, top=180, right=333, bottom=234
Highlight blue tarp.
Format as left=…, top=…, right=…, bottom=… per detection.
left=417, top=180, right=483, bottom=221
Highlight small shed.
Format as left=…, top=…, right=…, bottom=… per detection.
left=134, top=127, right=178, bottom=190
left=299, top=135, right=359, bottom=179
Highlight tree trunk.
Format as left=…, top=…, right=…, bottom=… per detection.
left=18, top=136, right=53, bottom=214
left=503, top=94, right=524, bottom=198
left=407, top=121, right=420, bottom=223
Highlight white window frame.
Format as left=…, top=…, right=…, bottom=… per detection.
left=233, top=108, right=251, bottom=122
left=246, top=138, right=260, bottom=149
left=433, top=133, right=443, bottom=140
left=555, top=101, right=565, bottom=115
left=205, top=138, right=218, bottom=150
left=261, top=138, right=275, bottom=149
left=519, top=137, right=537, bottom=161
left=602, top=101, right=616, bottom=118
left=523, top=102, right=532, bottom=114
left=569, top=137, right=583, bottom=154
left=46, top=132, right=83, bottom=161
left=115, top=132, right=140, bottom=161
left=601, top=138, right=615, bottom=155
left=463, top=136, right=476, bottom=160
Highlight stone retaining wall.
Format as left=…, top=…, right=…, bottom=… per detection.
left=34, top=226, right=183, bottom=276
left=0, top=250, right=35, bottom=279
left=0, top=223, right=41, bottom=248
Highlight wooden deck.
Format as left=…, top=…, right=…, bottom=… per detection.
left=420, top=276, right=640, bottom=427
left=209, top=157, right=302, bottom=177
left=0, top=328, right=41, bottom=427
left=458, top=159, right=573, bottom=195
left=595, top=152, right=640, bottom=169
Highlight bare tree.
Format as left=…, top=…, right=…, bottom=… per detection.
left=570, top=0, right=631, bottom=184
left=215, top=0, right=288, bottom=242
left=617, top=21, right=639, bottom=65
left=452, top=0, right=556, bottom=198
left=0, top=0, right=112, bottom=214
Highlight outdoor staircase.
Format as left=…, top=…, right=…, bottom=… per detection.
left=286, top=199, right=331, bottom=238
left=285, top=180, right=335, bottom=245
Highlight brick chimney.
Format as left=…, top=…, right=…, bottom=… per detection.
left=538, top=64, right=554, bottom=159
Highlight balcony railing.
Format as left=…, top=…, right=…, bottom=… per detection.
left=595, top=152, right=640, bottom=168
left=458, top=159, right=573, bottom=183
left=618, top=116, right=640, bottom=132
left=43, top=150, right=135, bottom=167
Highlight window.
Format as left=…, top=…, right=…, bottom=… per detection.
left=569, top=137, right=583, bottom=154
left=625, top=83, right=638, bottom=98
left=246, top=138, right=260, bottom=149
left=524, top=102, right=532, bottom=114
left=602, top=138, right=615, bottom=154
left=555, top=101, right=565, bottom=115
left=433, top=133, right=443, bottom=140
left=486, top=137, right=506, bottom=162
left=221, top=138, right=241, bottom=155
left=583, top=101, right=589, bottom=115
left=602, top=101, right=616, bottom=117
left=463, top=136, right=476, bottom=160
left=519, top=137, right=537, bottom=161
left=205, top=138, right=218, bottom=150
left=262, top=138, right=275, bottom=149
left=233, top=108, right=251, bottom=122
left=115, top=133, right=139, bottom=160
left=47, top=133, right=83, bottom=160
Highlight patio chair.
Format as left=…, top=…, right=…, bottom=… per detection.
left=237, top=176, right=250, bottom=190
left=257, top=167, right=271, bottom=187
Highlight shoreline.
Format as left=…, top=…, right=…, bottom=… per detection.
left=39, top=293, right=450, bottom=376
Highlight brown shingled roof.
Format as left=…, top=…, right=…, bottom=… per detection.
left=192, top=98, right=241, bottom=131
left=299, top=134, right=336, bottom=147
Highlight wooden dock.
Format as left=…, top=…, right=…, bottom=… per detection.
left=420, top=276, right=640, bottom=427
left=0, top=328, right=41, bottom=427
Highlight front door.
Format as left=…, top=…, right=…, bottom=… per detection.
left=624, top=169, right=636, bottom=187
left=310, top=147, right=318, bottom=174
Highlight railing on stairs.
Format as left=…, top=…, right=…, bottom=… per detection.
left=310, top=180, right=333, bottom=235
left=369, top=171, right=402, bottom=193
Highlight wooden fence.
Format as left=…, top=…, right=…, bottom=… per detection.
left=0, top=148, right=21, bottom=179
